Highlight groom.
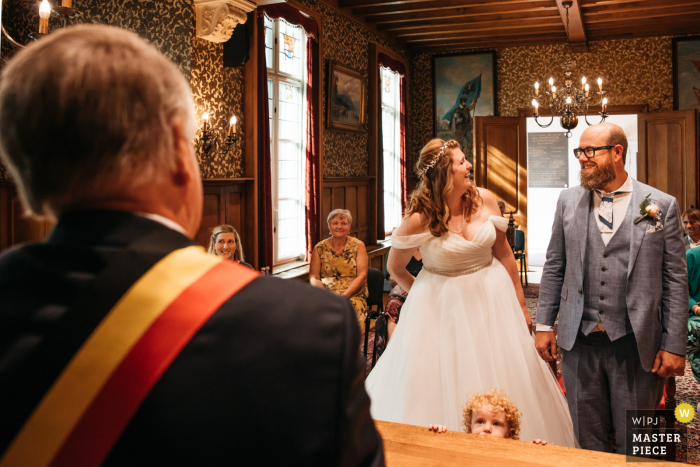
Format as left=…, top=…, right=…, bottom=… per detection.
left=535, top=122, right=688, bottom=454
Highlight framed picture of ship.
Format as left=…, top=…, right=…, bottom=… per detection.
left=327, top=61, right=366, bottom=132
left=673, top=37, right=700, bottom=111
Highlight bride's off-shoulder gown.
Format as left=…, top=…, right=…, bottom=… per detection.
left=365, top=215, right=577, bottom=447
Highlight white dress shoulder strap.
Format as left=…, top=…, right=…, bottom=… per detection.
left=391, top=231, right=432, bottom=249
left=489, top=215, right=509, bottom=233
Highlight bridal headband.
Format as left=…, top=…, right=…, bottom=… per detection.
left=417, top=142, right=449, bottom=178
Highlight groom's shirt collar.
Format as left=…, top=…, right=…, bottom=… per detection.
left=592, top=174, right=634, bottom=246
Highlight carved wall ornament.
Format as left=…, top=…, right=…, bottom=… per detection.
left=194, top=0, right=255, bottom=43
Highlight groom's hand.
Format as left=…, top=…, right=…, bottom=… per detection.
left=651, top=350, right=686, bottom=378
left=535, top=331, right=558, bottom=362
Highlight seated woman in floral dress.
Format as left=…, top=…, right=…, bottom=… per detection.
left=310, top=209, right=369, bottom=328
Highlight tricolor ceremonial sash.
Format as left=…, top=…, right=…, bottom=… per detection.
left=0, top=246, right=258, bottom=467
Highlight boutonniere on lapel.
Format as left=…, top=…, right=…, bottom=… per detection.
left=634, top=195, right=663, bottom=232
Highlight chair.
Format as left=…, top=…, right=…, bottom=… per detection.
left=383, top=252, right=392, bottom=294
left=364, top=267, right=386, bottom=370
left=513, top=229, right=528, bottom=286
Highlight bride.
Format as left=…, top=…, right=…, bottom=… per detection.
left=365, top=139, right=576, bottom=447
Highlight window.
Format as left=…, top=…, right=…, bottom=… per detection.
left=381, top=67, right=401, bottom=234
left=265, top=17, right=307, bottom=265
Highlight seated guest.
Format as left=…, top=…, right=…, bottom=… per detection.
left=496, top=200, right=506, bottom=217
left=310, top=209, right=368, bottom=327
left=687, top=247, right=700, bottom=383
left=0, top=25, right=383, bottom=466
left=385, top=250, right=423, bottom=339
left=683, top=206, right=700, bottom=251
left=428, top=390, right=550, bottom=445
left=208, top=224, right=253, bottom=269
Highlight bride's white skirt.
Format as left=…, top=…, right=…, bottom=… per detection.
left=365, top=258, right=577, bottom=447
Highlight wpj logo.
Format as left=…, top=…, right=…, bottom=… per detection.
left=625, top=408, right=689, bottom=461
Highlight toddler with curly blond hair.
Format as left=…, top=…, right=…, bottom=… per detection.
left=429, top=390, right=550, bottom=445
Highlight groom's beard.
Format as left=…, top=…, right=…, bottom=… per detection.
left=579, top=154, right=616, bottom=191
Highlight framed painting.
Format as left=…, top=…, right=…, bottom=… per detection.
left=673, top=37, right=700, bottom=111
left=433, top=51, right=496, bottom=163
left=327, top=61, right=366, bottom=132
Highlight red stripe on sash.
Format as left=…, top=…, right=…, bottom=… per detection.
left=49, top=261, right=258, bottom=467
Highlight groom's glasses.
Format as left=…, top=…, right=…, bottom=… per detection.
left=573, top=146, right=614, bottom=159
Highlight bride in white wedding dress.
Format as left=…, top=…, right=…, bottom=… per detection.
left=365, top=139, right=577, bottom=447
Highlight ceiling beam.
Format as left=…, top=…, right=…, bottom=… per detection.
left=414, top=35, right=565, bottom=50
left=585, top=5, right=700, bottom=23
left=586, top=23, right=700, bottom=41
left=395, top=18, right=563, bottom=37
left=584, top=12, right=700, bottom=30
left=583, top=0, right=700, bottom=15
left=378, top=12, right=561, bottom=32
left=405, top=28, right=565, bottom=43
left=307, top=0, right=409, bottom=49
left=556, top=0, right=587, bottom=52
left=363, top=1, right=558, bottom=24
left=355, top=0, right=554, bottom=18
left=340, top=0, right=532, bottom=10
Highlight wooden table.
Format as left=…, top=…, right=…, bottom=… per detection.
left=375, top=420, right=685, bottom=466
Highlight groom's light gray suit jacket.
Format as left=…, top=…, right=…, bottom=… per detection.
left=537, top=179, right=688, bottom=371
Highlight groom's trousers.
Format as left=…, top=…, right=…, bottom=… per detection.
left=561, top=331, right=665, bottom=454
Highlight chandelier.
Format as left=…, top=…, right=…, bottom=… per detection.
left=531, top=1, right=608, bottom=137
left=1, top=0, right=80, bottom=53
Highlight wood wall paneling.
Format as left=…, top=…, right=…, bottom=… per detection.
left=196, top=180, right=250, bottom=258
left=323, top=177, right=373, bottom=243
left=0, top=184, right=55, bottom=252
left=638, top=109, right=699, bottom=211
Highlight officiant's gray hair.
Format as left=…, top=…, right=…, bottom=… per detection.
left=0, top=25, right=194, bottom=219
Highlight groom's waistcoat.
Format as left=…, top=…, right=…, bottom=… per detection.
left=581, top=197, right=634, bottom=341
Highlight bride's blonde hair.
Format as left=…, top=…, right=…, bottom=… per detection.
left=405, top=138, right=482, bottom=237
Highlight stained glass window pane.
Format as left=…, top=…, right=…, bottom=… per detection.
left=278, top=19, right=303, bottom=78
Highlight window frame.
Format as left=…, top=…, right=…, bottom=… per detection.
left=381, top=67, right=402, bottom=236
left=266, top=17, right=308, bottom=266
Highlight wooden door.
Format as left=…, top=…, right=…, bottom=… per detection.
left=638, top=109, right=699, bottom=211
left=474, top=116, right=528, bottom=255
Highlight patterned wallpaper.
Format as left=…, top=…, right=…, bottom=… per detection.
left=189, top=0, right=408, bottom=178
left=296, top=0, right=406, bottom=177
left=0, top=0, right=193, bottom=180
left=190, top=26, right=245, bottom=178
left=408, top=36, right=676, bottom=169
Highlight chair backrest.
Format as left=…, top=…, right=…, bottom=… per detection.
left=367, top=267, right=385, bottom=308
left=384, top=251, right=390, bottom=279
left=514, top=229, right=525, bottom=252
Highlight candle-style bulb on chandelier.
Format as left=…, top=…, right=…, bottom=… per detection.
left=531, top=1, right=609, bottom=137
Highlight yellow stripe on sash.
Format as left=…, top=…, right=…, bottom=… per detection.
left=0, top=246, right=221, bottom=467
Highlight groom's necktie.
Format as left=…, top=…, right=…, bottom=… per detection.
left=596, top=190, right=621, bottom=232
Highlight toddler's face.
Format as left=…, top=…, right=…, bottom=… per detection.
left=470, top=405, right=510, bottom=438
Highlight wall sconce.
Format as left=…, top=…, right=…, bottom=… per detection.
left=200, top=112, right=239, bottom=158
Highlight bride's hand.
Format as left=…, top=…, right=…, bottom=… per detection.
left=522, top=308, right=533, bottom=334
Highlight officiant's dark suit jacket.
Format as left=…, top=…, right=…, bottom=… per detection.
left=0, top=210, right=384, bottom=467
